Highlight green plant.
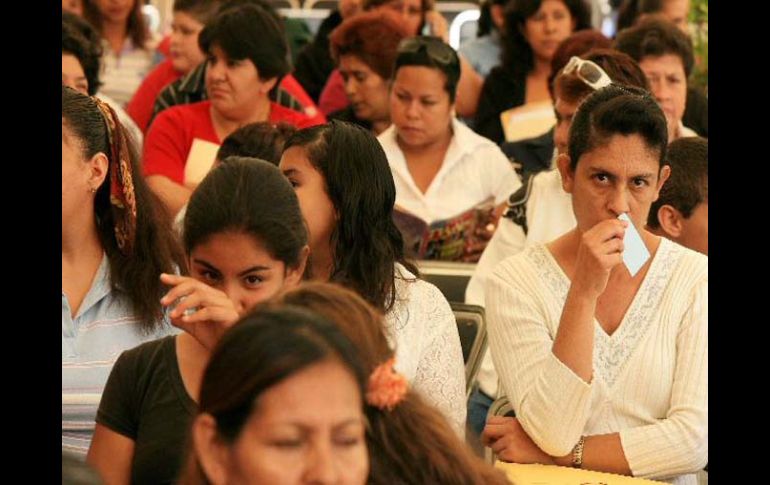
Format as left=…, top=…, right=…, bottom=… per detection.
left=689, top=0, right=708, bottom=91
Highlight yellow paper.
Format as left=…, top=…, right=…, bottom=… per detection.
left=495, top=462, right=667, bottom=484
left=500, top=100, right=556, bottom=143
left=184, top=138, right=221, bottom=186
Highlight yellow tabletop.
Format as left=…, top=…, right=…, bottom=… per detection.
left=495, top=462, right=667, bottom=484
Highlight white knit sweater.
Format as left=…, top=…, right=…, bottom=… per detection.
left=486, top=239, right=707, bottom=484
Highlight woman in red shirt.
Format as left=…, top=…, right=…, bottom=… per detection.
left=143, top=3, right=323, bottom=216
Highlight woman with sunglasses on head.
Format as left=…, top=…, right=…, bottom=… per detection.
left=474, top=0, right=592, bottom=145
left=379, top=37, right=521, bottom=261
left=466, top=47, right=650, bottom=436
left=62, top=86, right=186, bottom=457
left=482, top=85, right=706, bottom=483
left=279, top=121, right=467, bottom=435
left=87, top=159, right=309, bottom=484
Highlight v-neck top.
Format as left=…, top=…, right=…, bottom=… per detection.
left=96, top=335, right=197, bottom=484
left=486, top=238, right=707, bottom=484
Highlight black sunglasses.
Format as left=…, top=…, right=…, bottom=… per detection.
left=397, top=37, right=457, bottom=66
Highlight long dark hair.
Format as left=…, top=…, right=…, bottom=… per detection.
left=277, top=282, right=511, bottom=485
left=178, top=305, right=367, bottom=484
left=183, top=157, right=308, bottom=269
left=501, top=0, right=591, bottom=78
left=283, top=121, right=419, bottom=313
left=83, top=0, right=150, bottom=50
left=62, top=86, right=186, bottom=331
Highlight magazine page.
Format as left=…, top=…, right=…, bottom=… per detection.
left=500, top=100, right=556, bottom=143
left=390, top=199, right=494, bottom=261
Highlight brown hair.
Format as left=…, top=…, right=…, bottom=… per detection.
left=276, top=282, right=511, bottom=485
left=555, top=47, right=650, bottom=104
left=83, top=0, right=150, bottom=50
left=547, top=29, right=612, bottom=97
left=62, top=86, right=187, bottom=331
left=330, top=10, right=412, bottom=80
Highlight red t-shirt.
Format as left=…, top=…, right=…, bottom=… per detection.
left=143, top=100, right=322, bottom=184
left=318, top=69, right=350, bottom=116
left=126, top=59, right=181, bottom=133
left=281, top=74, right=325, bottom=123
left=157, top=35, right=171, bottom=58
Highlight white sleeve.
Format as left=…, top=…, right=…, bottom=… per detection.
left=485, top=265, right=593, bottom=456
left=483, top=146, right=522, bottom=205
left=410, top=282, right=468, bottom=437
left=619, top=279, right=708, bottom=478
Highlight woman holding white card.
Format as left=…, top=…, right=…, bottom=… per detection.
left=142, top=4, right=322, bottom=217
left=482, top=85, right=707, bottom=484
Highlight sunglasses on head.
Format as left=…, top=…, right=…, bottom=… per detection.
left=562, top=56, right=613, bottom=91
left=397, top=37, right=457, bottom=66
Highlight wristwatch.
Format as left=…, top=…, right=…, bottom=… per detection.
left=572, top=435, right=585, bottom=468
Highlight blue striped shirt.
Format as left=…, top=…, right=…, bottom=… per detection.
left=62, top=255, right=173, bottom=458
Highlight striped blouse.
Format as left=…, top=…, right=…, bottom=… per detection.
left=62, top=255, right=173, bottom=458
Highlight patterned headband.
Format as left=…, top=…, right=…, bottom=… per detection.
left=92, top=97, right=138, bottom=256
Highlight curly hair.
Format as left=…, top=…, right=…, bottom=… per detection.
left=329, top=10, right=412, bottom=80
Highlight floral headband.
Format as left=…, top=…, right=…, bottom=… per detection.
left=366, top=357, right=408, bottom=411
left=92, top=97, right=137, bottom=256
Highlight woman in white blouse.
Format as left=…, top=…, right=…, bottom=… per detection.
left=279, top=121, right=467, bottom=435
left=482, top=85, right=707, bottom=484
left=378, top=37, right=521, bottom=261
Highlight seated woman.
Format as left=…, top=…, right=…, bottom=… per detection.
left=483, top=85, right=707, bottom=483
left=279, top=121, right=467, bottom=434
left=328, top=10, right=411, bottom=135
left=318, top=0, right=449, bottom=116
left=63, top=12, right=144, bottom=151
left=83, top=0, right=158, bottom=106
left=276, top=282, right=511, bottom=484
left=379, top=37, right=521, bottom=261
left=293, top=0, right=362, bottom=103
left=149, top=1, right=325, bottom=130
left=615, top=16, right=700, bottom=141
left=474, top=0, right=591, bottom=145
left=126, top=0, right=219, bottom=133
left=178, top=305, right=371, bottom=485
left=87, top=159, right=309, bottom=484
left=143, top=3, right=323, bottom=216
left=466, top=46, right=649, bottom=436
left=62, top=86, right=185, bottom=456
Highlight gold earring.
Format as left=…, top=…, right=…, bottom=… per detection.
left=90, top=186, right=97, bottom=194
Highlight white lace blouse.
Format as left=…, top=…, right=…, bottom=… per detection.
left=385, top=263, right=467, bottom=436
left=486, top=239, right=707, bottom=484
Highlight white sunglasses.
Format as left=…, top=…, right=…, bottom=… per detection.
left=562, top=56, right=613, bottom=91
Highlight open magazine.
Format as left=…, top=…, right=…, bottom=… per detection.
left=393, top=200, right=495, bottom=261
